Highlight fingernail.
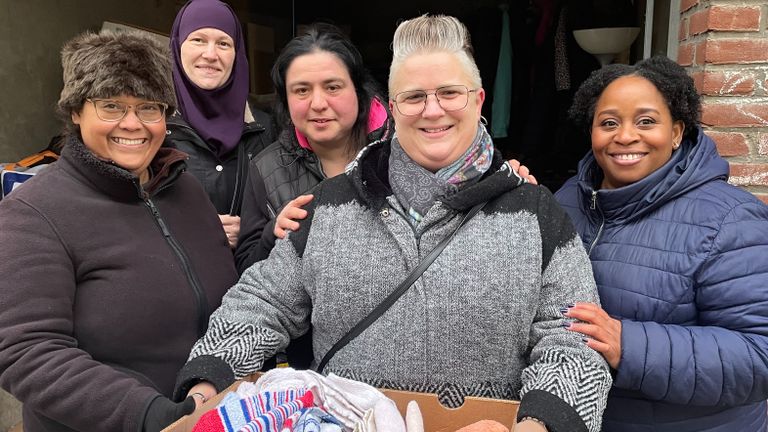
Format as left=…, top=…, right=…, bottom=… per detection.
left=582, top=337, right=589, bottom=343
left=566, top=303, right=575, bottom=308
left=561, top=322, right=571, bottom=329
left=559, top=307, right=569, bottom=315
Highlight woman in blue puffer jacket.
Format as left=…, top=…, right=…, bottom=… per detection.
left=554, top=55, right=768, bottom=432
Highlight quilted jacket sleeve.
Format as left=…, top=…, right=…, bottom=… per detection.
left=518, top=187, right=613, bottom=432
left=615, top=200, right=768, bottom=406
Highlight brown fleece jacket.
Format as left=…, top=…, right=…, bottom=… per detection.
left=0, top=137, right=237, bottom=432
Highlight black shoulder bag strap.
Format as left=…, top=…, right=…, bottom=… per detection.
left=317, top=201, right=488, bottom=374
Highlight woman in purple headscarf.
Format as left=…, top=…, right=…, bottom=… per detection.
left=166, top=0, right=276, bottom=249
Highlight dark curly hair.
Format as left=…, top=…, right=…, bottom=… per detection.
left=568, top=55, right=701, bottom=141
left=270, top=23, right=381, bottom=153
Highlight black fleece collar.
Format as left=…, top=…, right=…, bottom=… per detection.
left=61, top=135, right=187, bottom=201
left=349, top=138, right=525, bottom=212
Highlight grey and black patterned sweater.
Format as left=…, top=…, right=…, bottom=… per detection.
left=175, top=138, right=611, bottom=432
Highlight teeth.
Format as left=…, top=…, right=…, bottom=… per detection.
left=423, top=126, right=450, bottom=133
left=614, top=153, right=643, bottom=160
left=113, top=138, right=145, bottom=145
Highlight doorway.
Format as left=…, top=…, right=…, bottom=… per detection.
left=236, top=0, right=659, bottom=190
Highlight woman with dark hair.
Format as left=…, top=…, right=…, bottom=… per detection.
left=555, top=55, right=768, bottom=431
left=0, top=30, right=237, bottom=431
left=234, top=23, right=391, bottom=273
left=165, top=0, right=276, bottom=249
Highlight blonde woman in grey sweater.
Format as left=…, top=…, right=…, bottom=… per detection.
left=174, top=15, right=611, bottom=432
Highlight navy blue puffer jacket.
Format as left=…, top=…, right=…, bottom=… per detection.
left=555, top=129, right=768, bottom=432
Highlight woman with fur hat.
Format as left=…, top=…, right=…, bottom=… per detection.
left=165, top=0, right=276, bottom=249
left=0, top=30, right=237, bottom=431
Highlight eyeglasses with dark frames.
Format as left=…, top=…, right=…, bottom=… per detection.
left=86, top=99, right=168, bottom=124
left=393, top=85, right=478, bottom=116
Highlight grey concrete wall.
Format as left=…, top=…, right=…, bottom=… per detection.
left=0, top=0, right=181, bottom=163
left=0, top=389, right=21, bottom=432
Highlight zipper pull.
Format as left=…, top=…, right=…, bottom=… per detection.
left=590, top=191, right=598, bottom=210
left=145, top=199, right=171, bottom=237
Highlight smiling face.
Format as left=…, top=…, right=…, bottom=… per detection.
left=591, top=75, right=684, bottom=189
left=180, top=27, right=235, bottom=90
left=389, top=51, right=485, bottom=172
left=285, top=50, right=359, bottom=150
left=72, top=95, right=166, bottom=184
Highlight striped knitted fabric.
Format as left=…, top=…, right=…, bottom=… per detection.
left=238, top=391, right=314, bottom=432
left=192, top=389, right=311, bottom=432
left=281, top=407, right=343, bottom=432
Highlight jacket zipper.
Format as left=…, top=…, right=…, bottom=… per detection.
left=587, top=190, right=605, bottom=256
left=228, top=144, right=248, bottom=215
left=308, top=153, right=327, bottom=180
left=229, top=169, right=240, bottom=215
left=144, top=195, right=209, bottom=337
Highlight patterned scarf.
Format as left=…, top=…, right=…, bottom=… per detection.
left=388, top=122, right=494, bottom=225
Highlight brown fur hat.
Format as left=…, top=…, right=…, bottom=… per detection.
left=58, top=30, right=176, bottom=120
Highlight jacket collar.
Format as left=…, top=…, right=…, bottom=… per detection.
left=166, top=112, right=264, bottom=153
left=576, top=128, right=729, bottom=223
left=347, top=137, right=525, bottom=212
left=61, top=135, right=187, bottom=201
left=275, top=102, right=395, bottom=182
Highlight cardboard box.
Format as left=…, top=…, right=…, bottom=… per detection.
left=164, top=374, right=519, bottom=432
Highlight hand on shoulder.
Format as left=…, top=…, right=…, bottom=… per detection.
left=274, top=194, right=314, bottom=239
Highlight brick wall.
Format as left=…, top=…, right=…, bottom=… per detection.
left=679, top=0, right=768, bottom=204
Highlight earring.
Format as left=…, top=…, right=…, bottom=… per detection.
left=479, top=116, right=488, bottom=125
left=673, top=142, right=680, bottom=150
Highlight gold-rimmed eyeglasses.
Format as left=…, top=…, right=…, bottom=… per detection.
left=86, top=98, right=168, bottom=124
left=393, top=85, right=478, bottom=116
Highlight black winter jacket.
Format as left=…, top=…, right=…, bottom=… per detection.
left=0, top=137, right=238, bottom=431
left=235, top=117, right=392, bottom=274
left=165, top=106, right=276, bottom=215
left=234, top=129, right=324, bottom=273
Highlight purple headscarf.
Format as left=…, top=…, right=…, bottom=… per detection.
left=170, top=0, right=249, bottom=156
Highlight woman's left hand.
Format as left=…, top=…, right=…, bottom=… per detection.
left=563, top=302, right=623, bottom=369
left=219, top=214, right=240, bottom=249
left=506, top=159, right=538, bottom=185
